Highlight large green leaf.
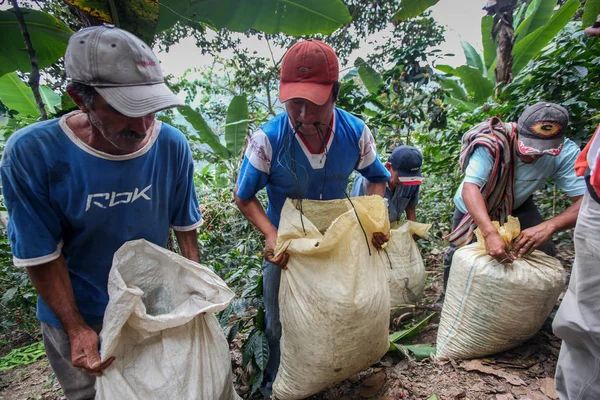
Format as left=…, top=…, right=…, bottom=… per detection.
left=456, top=65, right=494, bottom=104
left=403, top=344, right=436, bottom=360
left=461, top=41, right=484, bottom=73
left=157, top=0, right=351, bottom=36
left=583, top=0, right=600, bottom=29
left=481, top=15, right=496, bottom=72
left=514, top=0, right=557, bottom=44
left=439, top=76, right=468, bottom=102
left=390, top=313, right=435, bottom=343
left=393, top=0, right=440, bottom=22
left=40, top=86, right=61, bottom=115
left=355, top=57, right=382, bottom=95
left=179, top=106, right=230, bottom=159
left=253, top=331, right=270, bottom=371
left=0, top=8, right=72, bottom=77
left=0, top=73, right=39, bottom=118
left=225, top=95, right=249, bottom=157
left=513, top=0, right=579, bottom=76
left=64, top=0, right=159, bottom=45
left=435, top=64, right=458, bottom=76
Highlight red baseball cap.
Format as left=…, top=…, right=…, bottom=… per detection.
left=280, top=39, right=339, bottom=106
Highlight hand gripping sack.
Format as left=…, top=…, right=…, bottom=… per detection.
left=96, top=239, right=241, bottom=400
left=385, top=221, right=430, bottom=313
left=436, top=217, right=565, bottom=359
left=272, top=196, right=391, bottom=400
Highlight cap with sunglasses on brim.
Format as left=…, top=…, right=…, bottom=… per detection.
left=64, top=24, right=183, bottom=118
left=279, top=39, right=339, bottom=106
left=517, top=102, right=569, bottom=156
left=389, top=145, right=423, bottom=186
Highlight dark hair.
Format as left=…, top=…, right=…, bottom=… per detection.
left=332, top=81, right=341, bottom=102
left=68, top=82, right=96, bottom=109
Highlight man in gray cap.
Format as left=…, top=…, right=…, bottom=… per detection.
left=442, top=102, right=584, bottom=292
left=0, top=25, right=202, bottom=399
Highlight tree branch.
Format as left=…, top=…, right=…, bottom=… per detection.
left=9, top=0, right=48, bottom=120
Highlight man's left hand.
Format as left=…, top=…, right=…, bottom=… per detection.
left=513, top=223, right=554, bottom=258
left=372, top=232, right=390, bottom=250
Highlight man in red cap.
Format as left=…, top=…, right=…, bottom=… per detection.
left=234, top=39, right=391, bottom=396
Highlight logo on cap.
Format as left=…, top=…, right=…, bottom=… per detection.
left=530, top=122, right=562, bottom=137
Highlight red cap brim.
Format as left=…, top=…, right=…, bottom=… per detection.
left=280, top=81, right=334, bottom=106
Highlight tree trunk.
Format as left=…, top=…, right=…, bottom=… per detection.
left=495, top=10, right=515, bottom=84
left=484, top=0, right=517, bottom=85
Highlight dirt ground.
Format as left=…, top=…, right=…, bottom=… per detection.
left=0, top=244, right=574, bottom=400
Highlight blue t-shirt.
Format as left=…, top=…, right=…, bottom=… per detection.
left=454, top=138, right=586, bottom=213
left=236, top=108, right=390, bottom=227
left=351, top=175, right=419, bottom=222
left=0, top=112, right=202, bottom=327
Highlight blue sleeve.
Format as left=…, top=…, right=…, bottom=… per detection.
left=1, top=142, right=62, bottom=267
left=170, top=141, right=203, bottom=231
left=409, top=186, right=420, bottom=206
left=236, top=157, right=269, bottom=200
left=356, top=158, right=390, bottom=184
left=463, top=147, right=494, bottom=188
left=552, top=140, right=586, bottom=197
left=350, top=175, right=367, bottom=197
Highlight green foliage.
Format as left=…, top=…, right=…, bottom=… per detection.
left=512, top=0, right=579, bottom=76
left=501, top=25, right=600, bottom=145
left=393, top=0, right=440, bottom=22
left=0, top=8, right=72, bottom=78
left=514, top=0, right=558, bottom=44
left=461, top=40, right=485, bottom=73
left=583, top=0, right=600, bottom=29
left=225, top=95, right=250, bottom=158
left=481, top=15, right=496, bottom=71
left=0, top=235, right=38, bottom=333
left=455, top=65, right=494, bottom=104
left=355, top=57, right=383, bottom=95
left=0, top=341, right=45, bottom=371
left=156, top=0, right=352, bottom=36
left=179, top=106, right=231, bottom=159
left=0, top=73, right=39, bottom=118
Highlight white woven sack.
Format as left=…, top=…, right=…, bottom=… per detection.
left=436, top=221, right=565, bottom=359
left=272, top=196, right=391, bottom=400
left=385, top=221, right=430, bottom=311
left=96, top=239, right=241, bottom=400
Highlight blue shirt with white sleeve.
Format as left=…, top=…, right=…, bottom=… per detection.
left=236, top=108, right=390, bottom=228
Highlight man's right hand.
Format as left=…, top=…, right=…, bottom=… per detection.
left=484, top=231, right=515, bottom=264
left=68, top=326, right=115, bottom=376
left=265, top=235, right=289, bottom=270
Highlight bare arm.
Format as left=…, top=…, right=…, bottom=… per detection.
left=27, top=256, right=114, bottom=375
left=365, top=181, right=386, bottom=197
left=513, top=195, right=582, bottom=256
left=462, top=182, right=514, bottom=262
left=405, top=204, right=417, bottom=222
left=174, top=229, right=200, bottom=263
left=233, top=184, right=288, bottom=268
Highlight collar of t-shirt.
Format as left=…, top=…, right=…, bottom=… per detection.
left=293, top=115, right=335, bottom=154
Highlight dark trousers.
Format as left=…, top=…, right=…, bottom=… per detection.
left=443, top=196, right=556, bottom=291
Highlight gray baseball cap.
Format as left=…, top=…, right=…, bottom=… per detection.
left=65, top=24, right=183, bottom=117
left=517, top=102, right=569, bottom=156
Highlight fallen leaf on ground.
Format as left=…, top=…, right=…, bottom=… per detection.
left=496, top=394, right=514, bottom=400
left=364, top=371, right=386, bottom=387
left=539, top=377, right=558, bottom=399
left=461, top=360, right=526, bottom=386
left=360, top=371, right=385, bottom=397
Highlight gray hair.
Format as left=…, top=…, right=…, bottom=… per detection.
left=68, top=82, right=96, bottom=109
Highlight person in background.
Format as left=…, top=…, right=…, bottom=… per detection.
left=442, top=103, right=584, bottom=292
left=351, top=145, right=423, bottom=223
left=0, top=25, right=202, bottom=400
left=233, top=39, right=391, bottom=398
left=552, top=19, right=600, bottom=400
